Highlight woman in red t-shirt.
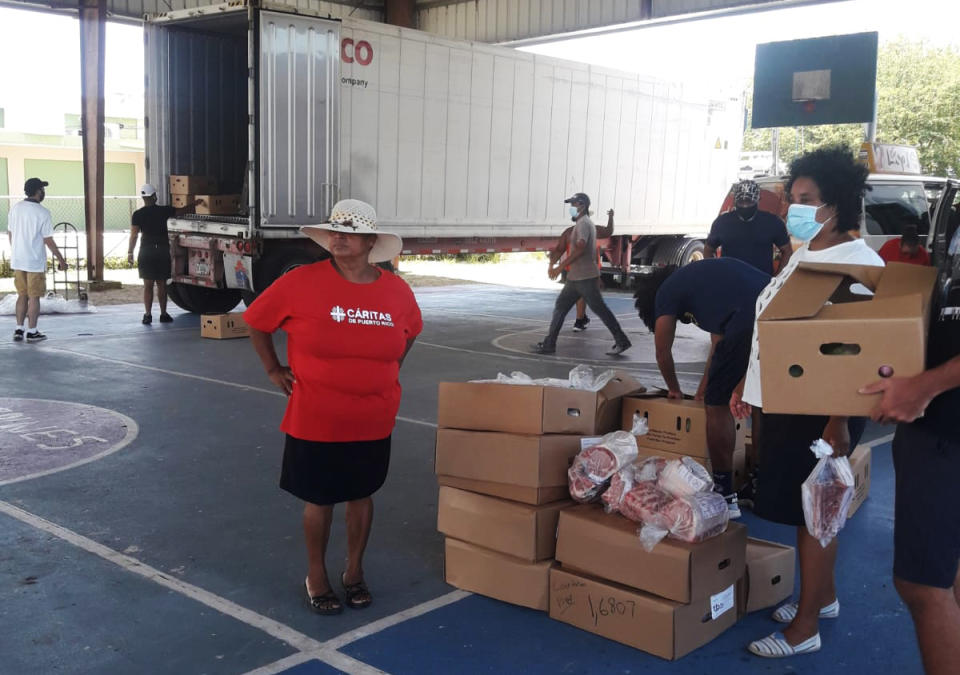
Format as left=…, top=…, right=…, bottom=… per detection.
left=244, top=199, right=422, bottom=615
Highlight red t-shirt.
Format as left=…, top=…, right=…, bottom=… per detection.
left=243, top=260, right=423, bottom=442
left=878, top=238, right=930, bottom=266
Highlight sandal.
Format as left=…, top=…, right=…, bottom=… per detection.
left=748, top=631, right=821, bottom=658
left=341, top=572, right=373, bottom=609
left=304, top=579, right=343, bottom=615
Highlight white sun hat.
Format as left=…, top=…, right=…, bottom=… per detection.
left=300, top=199, right=403, bottom=263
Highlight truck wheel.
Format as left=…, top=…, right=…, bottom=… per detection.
left=679, top=239, right=705, bottom=266
left=168, top=282, right=242, bottom=314
left=244, top=248, right=325, bottom=304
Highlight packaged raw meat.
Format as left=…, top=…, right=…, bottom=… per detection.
left=620, top=481, right=675, bottom=526
left=801, top=439, right=855, bottom=547
left=602, top=463, right=641, bottom=514
left=635, top=456, right=667, bottom=482
left=636, top=491, right=730, bottom=552
left=657, top=457, right=714, bottom=497
left=567, top=431, right=639, bottom=503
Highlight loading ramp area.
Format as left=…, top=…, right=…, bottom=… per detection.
left=0, top=284, right=918, bottom=674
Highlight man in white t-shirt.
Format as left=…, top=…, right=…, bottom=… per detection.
left=8, top=177, right=67, bottom=343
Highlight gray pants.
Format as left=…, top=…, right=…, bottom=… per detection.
left=542, top=278, right=629, bottom=349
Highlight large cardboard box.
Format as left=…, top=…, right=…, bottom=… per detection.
left=438, top=373, right=642, bottom=435
left=757, top=262, right=938, bottom=416
left=444, top=538, right=553, bottom=611
left=437, top=475, right=570, bottom=506
left=622, top=395, right=708, bottom=458
left=847, top=445, right=872, bottom=517
left=745, top=538, right=795, bottom=613
left=200, top=312, right=249, bottom=339
left=171, top=193, right=195, bottom=209
left=555, top=504, right=746, bottom=604
left=436, top=486, right=570, bottom=561
left=169, top=174, right=217, bottom=194
left=195, top=194, right=242, bottom=215
left=435, top=429, right=581, bottom=492
left=549, top=568, right=738, bottom=661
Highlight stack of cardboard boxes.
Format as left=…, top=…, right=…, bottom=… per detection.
left=168, top=175, right=242, bottom=216
left=436, top=374, right=641, bottom=611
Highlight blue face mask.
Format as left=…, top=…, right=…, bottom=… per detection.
left=786, top=203, right=831, bottom=241
left=569, top=206, right=580, bottom=218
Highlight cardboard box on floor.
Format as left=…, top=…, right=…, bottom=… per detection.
left=437, top=486, right=570, bottom=561
left=445, top=538, right=553, bottom=611
left=847, top=445, right=872, bottom=518
left=438, top=373, right=643, bottom=435
left=195, top=194, right=242, bottom=216
left=622, top=395, right=709, bottom=458
left=437, top=475, right=570, bottom=506
left=744, top=538, right=795, bottom=613
left=757, top=262, right=938, bottom=416
left=549, top=568, right=739, bottom=660
left=555, top=504, right=746, bottom=604
left=169, top=174, right=217, bottom=195
left=201, top=313, right=249, bottom=339
left=435, top=429, right=581, bottom=495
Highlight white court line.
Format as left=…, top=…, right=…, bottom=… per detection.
left=0, top=500, right=323, bottom=653
left=40, top=347, right=437, bottom=429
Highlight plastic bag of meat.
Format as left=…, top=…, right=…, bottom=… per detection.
left=620, top=481, right=675, bottom=526
left=636, top=491, right=730, bottom=552
left=567, top=431, right=639, bottom=503
left=801, top=439, right=855, bottom=548
left=657, top=457, right=714, bottom=497
left=635, top=456, right=667, bottom=482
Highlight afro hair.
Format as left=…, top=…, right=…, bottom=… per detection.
left=633, top=265, right=678, bottom=333
left=786, top=145, right=870, bottom=233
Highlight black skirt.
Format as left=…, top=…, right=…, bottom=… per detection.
left=753, top=413, right=866, bottom=526
left=138, top=241, right=172, bottom=281
left=280, top=434, right=391, bottom=506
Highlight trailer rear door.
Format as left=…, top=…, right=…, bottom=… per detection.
left=258, top=11, right=340, bottom=226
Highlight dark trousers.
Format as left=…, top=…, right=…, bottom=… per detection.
left=543, top=278, right=628, bottom=349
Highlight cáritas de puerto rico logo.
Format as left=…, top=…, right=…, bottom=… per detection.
left=331, top=305, right=393, bottom=327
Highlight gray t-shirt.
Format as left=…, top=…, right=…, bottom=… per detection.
left=566, top=215, right=599, bottom=281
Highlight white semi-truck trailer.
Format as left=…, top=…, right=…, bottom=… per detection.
left=145, top=1, right=744, bottom=313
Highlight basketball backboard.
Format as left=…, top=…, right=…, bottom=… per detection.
left=752, top=32, right=878, bottom=128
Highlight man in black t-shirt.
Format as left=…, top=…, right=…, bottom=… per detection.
left=128, top=184, right=201, bottom=324
left=860, top=302, right=960, bottom=674
left=634, top=258, right=770, bottom=517
left=704, top=180, right=792, bottom=276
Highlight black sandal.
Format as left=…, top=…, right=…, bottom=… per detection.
left=304, top=579, right=343, bottom=615
left=341, top=573, right=373, bottom=609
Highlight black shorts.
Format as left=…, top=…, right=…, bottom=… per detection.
left=138, top=241, right=172, bottom=281
left=753, top=412, right=866, bottom=526
left=893, top=423, right=960, bottom=588
left=704, top=329, right=751, bottom=407
left=280, top=434, right=391, bottom=506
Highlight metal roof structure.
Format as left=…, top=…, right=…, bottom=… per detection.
left=1, top=0, right=842, bottom=39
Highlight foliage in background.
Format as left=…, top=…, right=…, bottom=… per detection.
left=744, top=39, right=960, bottom=175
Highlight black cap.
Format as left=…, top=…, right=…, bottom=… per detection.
left=24, top=178, right=49, bottom=196
left=564, top=192, right=591, bottom=208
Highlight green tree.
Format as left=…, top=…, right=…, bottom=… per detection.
left=743, top=39, right=960, bottom=175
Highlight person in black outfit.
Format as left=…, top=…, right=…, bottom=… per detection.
left=634, top=258, right=770, bottom=516
left=128, top=184, right=201, bottom=324
left=704, top=179, right=792, bottom=276
left=860, top=277, right=960, bottom=674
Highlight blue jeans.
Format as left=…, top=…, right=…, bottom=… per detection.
left=542, top=278, right=629, bottom=349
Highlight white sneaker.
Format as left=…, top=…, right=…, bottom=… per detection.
left=726, top=494, right=742, bottom=519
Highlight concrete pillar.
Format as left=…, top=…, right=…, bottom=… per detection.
left=79, top=0, right=106, bottom=282
left=385, top=0, right=416, bottom=28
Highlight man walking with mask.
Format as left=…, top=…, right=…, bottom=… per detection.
left=704, top=180, right=792, bottom=276
left=532, top=193, right=631, bottom=356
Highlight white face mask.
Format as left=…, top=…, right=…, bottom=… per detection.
left=569, top=206, right=580, bottom=218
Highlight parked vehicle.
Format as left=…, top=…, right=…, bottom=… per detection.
left=144, top=1, right=744, bottom=312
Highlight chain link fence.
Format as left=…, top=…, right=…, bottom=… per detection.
left=0, top=196, right=140, bottom=232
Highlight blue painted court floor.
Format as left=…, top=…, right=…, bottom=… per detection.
left=0, top=287, right=925, bottom=674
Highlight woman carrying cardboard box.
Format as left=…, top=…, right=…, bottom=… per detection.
left=729, top=147, right=883, bottom=658
left=244, top=199, right=422, bottom=615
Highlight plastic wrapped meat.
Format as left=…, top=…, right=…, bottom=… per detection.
left=620, top=481, right=676, bottom=528
left=802, top=439, right=855, bottom=547
left=567, top=431, right=639, bottom=503
left=661, top=491, right=730, bottom=544
left=602, top=464, right=639, bottom=514
left=657, top=457, right=714, bottom=497
left=635, top=456, right=667, bottom=482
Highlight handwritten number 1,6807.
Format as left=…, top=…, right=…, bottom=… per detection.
left=587, top=595, right=636, bottom=626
